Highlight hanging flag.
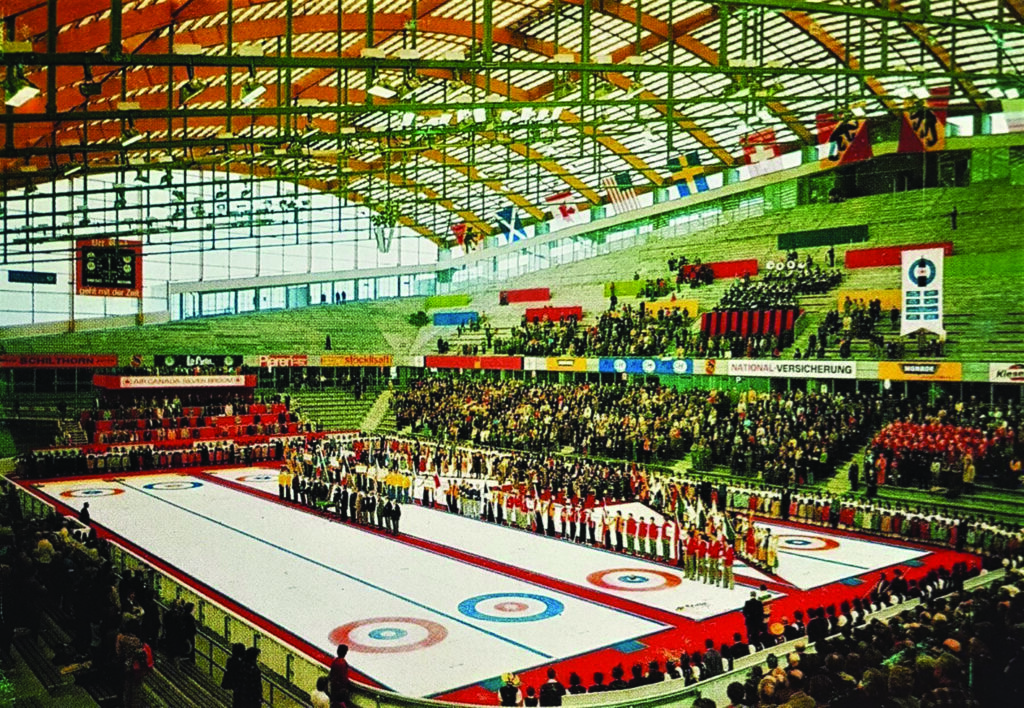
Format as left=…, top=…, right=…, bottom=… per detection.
left=602, top=172, right=640, bottom=214
left=898, top=87, right=949, bottom=153
left=544, top=191, right=577, bottom=224
left=901, top=247, right=945, bottom=336
left=667, top=151, right=709, bottom=197
left=450, top=222, right=468, bottom=247
left=817, top=113, right=873, bottom=167
left=742, top=128, right=782, bottom=177
left=1001, top=98, right=1024, bottom=133
left=494, top=206, right=527, bottom=242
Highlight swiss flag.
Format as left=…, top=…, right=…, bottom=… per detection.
left=742, top=128, right=781, bottom=177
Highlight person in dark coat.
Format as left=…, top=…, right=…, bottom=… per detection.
left=391, top=503, right=402, bottom=535
left=221, top=643, right=246, bottom=707
left=236, top=646, right=262, bottom=708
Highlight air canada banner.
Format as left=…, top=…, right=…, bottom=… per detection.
left=0, top=354, right=118, bottom=368
left=93, top=375, right=256, bottom=389
left=989, top=363, right=1024, bottom=383
left=727, top=359, right=858, bottom=379
left=597, top=358, right=693, bottom=375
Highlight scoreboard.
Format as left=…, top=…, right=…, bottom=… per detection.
left=75, top=239, right=143, bottom=298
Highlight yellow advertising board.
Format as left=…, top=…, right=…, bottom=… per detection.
left=320, top=354, right=394, bottom=367
left=545, top=357, right=588, bottom=372
left=878, top=361, right=962, bottom=381
left=837, top=289, right=902, bottom=311
left=641, top=299, right=700, bottom=317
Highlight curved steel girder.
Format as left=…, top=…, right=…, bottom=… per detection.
left=867, top=0, right=987, bottom=111
left=554, top=0, right=812, bottom=145
left=23, top=13, right=629, bottom=208
left=782, top=11, right=898, bottom=114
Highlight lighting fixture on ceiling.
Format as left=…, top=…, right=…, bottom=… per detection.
left=64, top=162, right=84, bottom=177
left=79, top=66, right=102, bottom=98
left=368, top=82, right=398, bottom=99
left=121, top=118, right=144, bottom=146
left=4, top=67, right=41, bottom=108
left=239, top=67, right=266, bottom=106
left=179, top=66, right=206, bottom=105
left=622, top=81, right=645, bottom=100
left=911, top=86, right=931, bottom=100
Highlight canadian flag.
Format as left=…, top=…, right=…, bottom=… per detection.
left=545, top=191, right=577, bottom=223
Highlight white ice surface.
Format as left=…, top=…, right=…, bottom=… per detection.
left=216, top=473, right=776, bottom=620
left=35, top=475, right=664, bottom=697
left=759, top=523, right=928, bottom=590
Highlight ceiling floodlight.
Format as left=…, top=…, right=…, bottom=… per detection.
left=622, top=81, right=645, bottom=100
left=239, top=79, right=266, bottom=106
left=179, top=66, right=206, bottom=105
left=64, top=163, right=84, bottom=177
left=79, top=66, right=102, bottom=98
left=4, top=67, right=41, bottom=108
left=368, top=82, right=398, bottom=99
left=911, top=86, right=931, bottom=99
left=121, top=118, right=144, bottom=146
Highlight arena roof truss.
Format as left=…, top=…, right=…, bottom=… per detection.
left=0, top=0, right=1021, bottom=254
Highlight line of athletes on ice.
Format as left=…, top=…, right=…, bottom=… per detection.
left=433, top=481, right=782, bottom=584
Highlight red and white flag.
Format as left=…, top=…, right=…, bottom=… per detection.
left=742, top=128, right=781, bottom=177
left=602, top=172, right=640, bottom=214
left=544, top=191, right=577, bottom=224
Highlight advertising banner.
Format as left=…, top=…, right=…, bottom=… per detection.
left=545, top=357, right=588, bottom=372
left=424, top=356, right=522, bottom=371
left=597, top=358, right=693, bottom=375
left=321, top=354, right=394, bottom=367
left=0, top=353, right=118, bottom=368
left=989, top=363, right=1024, bottom=384
left=157, top=354, right=243, bottom=369
left=878, top=361, right=962, bottom=382
left=901, top=247, right=945, bottom=336
left=259, top=355, right=310, bottom=368
left=727, top=359, right=858, bottom=379
left=93, top=375, right=256, bottom=389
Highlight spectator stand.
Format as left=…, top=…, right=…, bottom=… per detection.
left=2, top=478, right=316, bottom=708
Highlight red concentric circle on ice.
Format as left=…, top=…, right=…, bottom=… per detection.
left=328, top=617, right=447, bottom=654
left=587, top=568, right=683, bottom=591
left=776, top=534, right=840, bottom=551
left=60, top=487, right=124, bottom=498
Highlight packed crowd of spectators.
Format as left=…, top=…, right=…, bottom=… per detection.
left=867, top=394, right=1021, bottom=491
left=493, top=304, right=695, bottom=358
left=393, top=378, right=878, bottom=483
left=0, top=491, right=246, bottom=707
left=81, top=393, right=302, bottom=445
left=715, top=265, right=842, bottom=313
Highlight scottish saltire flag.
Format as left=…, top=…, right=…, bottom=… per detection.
left=495, top=206, right=527, bottom=242
left=667, top=151, right=709, bottom=196
left=602, top=172, right=640, bottom=213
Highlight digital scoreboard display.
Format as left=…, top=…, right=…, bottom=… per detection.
left=75, top=239, right=143, bottom=298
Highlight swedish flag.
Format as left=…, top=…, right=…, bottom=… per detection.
left=667, top=151, right=709, bottom=197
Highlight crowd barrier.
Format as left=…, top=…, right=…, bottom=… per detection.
left=500, top=287, right=550, bottom=304
left=845, top=241, right=954, bottom=269
left=524, top=305, right=583, bottom=323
